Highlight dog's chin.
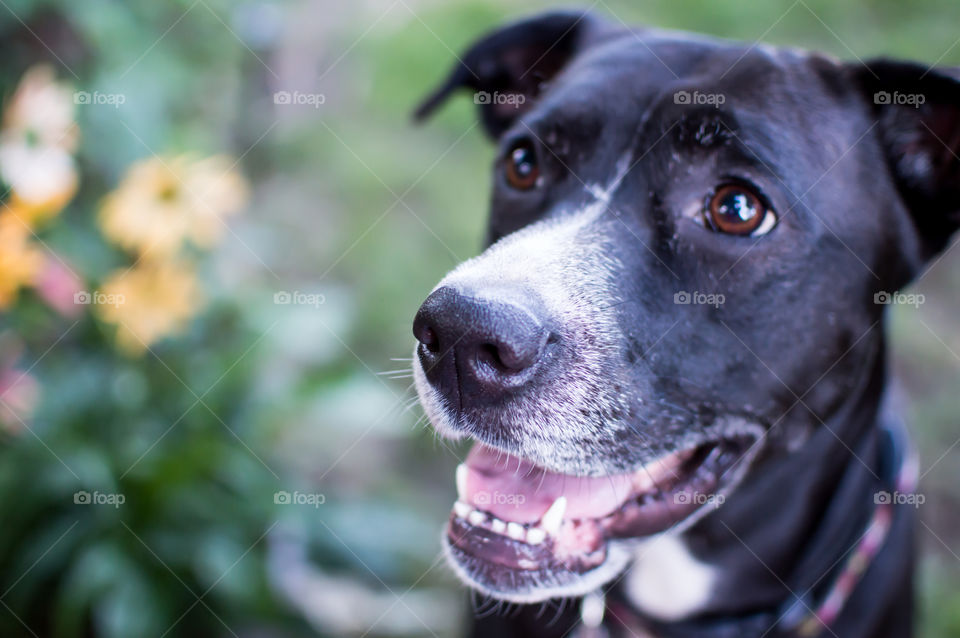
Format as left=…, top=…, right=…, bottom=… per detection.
left=441, top=426, right=763, bottom=603
left=442, top=532, right=635, bottom=604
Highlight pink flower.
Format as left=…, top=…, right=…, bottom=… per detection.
left=34, top=256, right=84, bottom=317
left=0, top=338, right=40, bottom=433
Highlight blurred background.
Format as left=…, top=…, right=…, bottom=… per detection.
left=0, top=0, right=958, bottom=636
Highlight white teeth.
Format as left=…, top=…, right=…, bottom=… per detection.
left=526, top=527, right=546, bottom=545
left=452, top=494, right=559, bottom=546
left=453, top=501, right=471, bottom=519
left=468, top=510, right=486, bottom=526
left=456, top=464, right=468, bottom=499
left=540, top=496, right=567, bottom=535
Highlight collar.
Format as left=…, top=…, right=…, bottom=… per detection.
left=579, top=417, right=917, bottom=638
left=779, top=415, right=917, bottom=636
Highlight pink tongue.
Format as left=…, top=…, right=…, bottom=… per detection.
left=461, top=444, right=636, bottom=524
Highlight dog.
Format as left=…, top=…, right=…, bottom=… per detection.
left=410, top=10, right=959, bottom=637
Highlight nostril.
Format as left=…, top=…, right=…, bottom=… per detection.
left=419, top=326, right=440, bottom=353
left=477, top=343, right=510, bottom=372
left=413, top=307, right=442, bottom=355
left=485, top=343, right=527, bottom=372
left=477, top=328, right=552, bottom=374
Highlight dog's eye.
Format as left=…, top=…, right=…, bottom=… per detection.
left=504, top=140, right=540, bottom=190
left=704, top=184, right=776, bottom=236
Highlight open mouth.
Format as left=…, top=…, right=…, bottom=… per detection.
left=444, top=432, right=760, bottom=601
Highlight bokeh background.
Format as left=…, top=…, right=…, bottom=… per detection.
left=0, top=0, right=958, bottom=636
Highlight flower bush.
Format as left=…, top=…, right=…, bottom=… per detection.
left=0, top=9, right=294, bottom=637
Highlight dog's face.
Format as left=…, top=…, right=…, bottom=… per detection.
left=412, top=11, right=960, bottom=603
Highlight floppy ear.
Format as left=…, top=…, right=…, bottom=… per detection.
left=413, top=11, right=614, bottom=138
left=848, top=60, right=960, bottom=257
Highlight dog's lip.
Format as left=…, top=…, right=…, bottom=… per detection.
left=445, top=433, right=758, bottom=581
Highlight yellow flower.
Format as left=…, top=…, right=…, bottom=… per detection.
left=94, top=260, right=204, bottom=355
left=98, top=154, right=248, bottom=258
left=0, top=212, right=44, bottom=308
left=0, top=154, right=78, bottom=226
left=0, top=65, right=79, bottom=222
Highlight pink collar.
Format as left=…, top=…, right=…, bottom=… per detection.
left=793, top=441, right=918, bottom=635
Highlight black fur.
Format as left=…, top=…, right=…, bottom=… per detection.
left=413, top=11, right=959, bottom=637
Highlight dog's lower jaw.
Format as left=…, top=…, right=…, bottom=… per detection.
left=440, top=506, right=735, bottom=608
left=442, top=532, right=634, bottom=604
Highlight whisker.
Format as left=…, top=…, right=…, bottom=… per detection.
left=401, top=397, right=423, bottom=416
left=597, top=298, right=639, bottom=311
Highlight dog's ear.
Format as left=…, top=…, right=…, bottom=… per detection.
left=848, top=60, right=960, bottom=257
left=413, top=11, right=613, bottom=138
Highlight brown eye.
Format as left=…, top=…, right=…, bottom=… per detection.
left=504, top=140, right=539, bottom=190
left=705, top=184, right=776, bottom=236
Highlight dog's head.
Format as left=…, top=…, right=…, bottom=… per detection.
left=411, top=11, right=960, bottom=602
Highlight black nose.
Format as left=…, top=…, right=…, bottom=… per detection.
left=413, top=286, right=553, bottom=409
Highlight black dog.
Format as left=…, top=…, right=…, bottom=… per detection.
left=411, top=11, right=959, bottom=637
